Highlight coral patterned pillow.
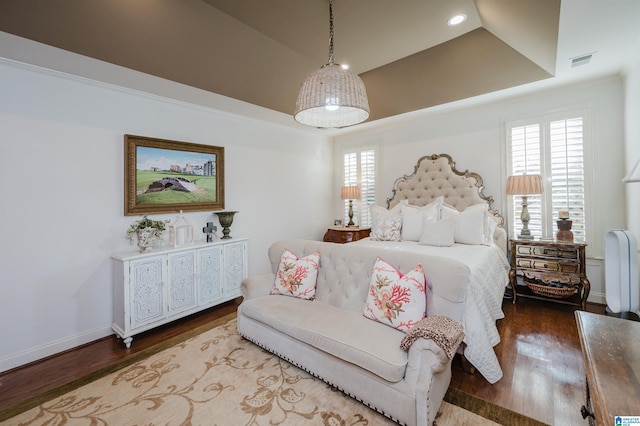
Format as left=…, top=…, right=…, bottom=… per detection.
left=270, top=250, right=320, bottom=300
left=363, top=258, right=427, bottom=332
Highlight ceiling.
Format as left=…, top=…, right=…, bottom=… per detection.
left=1, top=0, right=639, bottom=129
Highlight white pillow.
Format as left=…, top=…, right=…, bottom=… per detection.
left=441, top=203, right=490, bottom=245
left=399, top=197, right=443, bottom=241
left=370, top=204, right=402, bottom=241
left=419, top=216, right=456, bottom=247
left=370, top=214, right=402, bottom=241
left=486, top=215, right=498, bottom=245
left=441, top=203, right=458, bottom=220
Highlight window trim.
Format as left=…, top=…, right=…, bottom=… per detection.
left=503, top=107, right=599, bottom=256
left=340, top=145, right=378, bottom=227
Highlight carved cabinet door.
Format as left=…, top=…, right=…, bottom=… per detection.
left=223, top=241, right=247, bottom=299
left=167, top=251, right=197, bottom=316
left=198, top=245, right=224, bottom=305
left=130, top=256, right=167, bottom=329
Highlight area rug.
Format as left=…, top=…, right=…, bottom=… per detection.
left=0, top=313, right=546, bottom=425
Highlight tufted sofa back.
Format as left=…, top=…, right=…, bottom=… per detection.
left=268, top=239, right=470, bottom=316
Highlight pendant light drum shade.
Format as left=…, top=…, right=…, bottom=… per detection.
left=294, top=0, right=370, bottom=128
left=295, top=63, right=370, bottom=128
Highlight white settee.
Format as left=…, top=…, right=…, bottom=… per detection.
left=237, top=239, right=465, bottom=426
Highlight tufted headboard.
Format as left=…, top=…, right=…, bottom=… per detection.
left=386, top=154, right=507, bottom=253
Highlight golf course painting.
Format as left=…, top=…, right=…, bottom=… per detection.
left=124, top=135, right=224, bottom=215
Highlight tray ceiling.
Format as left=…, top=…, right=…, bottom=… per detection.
left=0, top=0, right=560, bottom=124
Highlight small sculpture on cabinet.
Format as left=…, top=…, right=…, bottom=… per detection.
left=203, top=222, right=218, bottom=242
left=557, top=210, right=573, bottom=242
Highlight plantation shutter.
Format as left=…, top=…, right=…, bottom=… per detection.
left=343, top=148, right=376, bottom=227
left=509, top=123, right=543, bottom=238
left=549, top=117, right=585, bottom=240
left=359, top=149, right=376, bottom=226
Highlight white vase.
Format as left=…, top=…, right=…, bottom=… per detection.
left=136, top=227, right=155, bottom=252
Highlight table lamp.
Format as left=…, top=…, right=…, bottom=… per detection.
left=506, top=174, right=543, bottom=240
left=341, top=185, right=360, bottom=227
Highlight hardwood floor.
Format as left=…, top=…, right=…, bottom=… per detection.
left=0, top=299, right=242, bottom=414
left=451, top=297, right=605, bottom=425
left=0, top=297, right=605, bottom=424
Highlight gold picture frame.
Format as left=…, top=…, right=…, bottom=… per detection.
left=124, top=134, right=224, bottom=216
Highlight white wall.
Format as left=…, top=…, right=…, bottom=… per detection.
left=0, top=58, right=332, bottom=372
left=622, top=54, right=640, bottom=314
left=623, top=57, right=640, bottom=241
left=333, top=76, right=627, bottom=305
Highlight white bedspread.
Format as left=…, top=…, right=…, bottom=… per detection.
left=351, top=239, right=510, bottom=383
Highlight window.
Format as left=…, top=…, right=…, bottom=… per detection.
left=506, top=111, right=587, bottom=242
left=343, top=147, right=376, bottom=226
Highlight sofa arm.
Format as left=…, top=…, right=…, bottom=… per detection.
left=402, top=336, right=452, bottom=397
left=407, top=337, right=454, bottom=426
left=241, top=273, right=275, bottom=300
left=406, top=337, right=451, bottom=375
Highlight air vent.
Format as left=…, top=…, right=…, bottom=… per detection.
left=571, top=53, right=595, bottom=67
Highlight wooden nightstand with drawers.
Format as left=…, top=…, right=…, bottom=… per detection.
left=509, top=239, right=590, bottom=310
left=323, top=227, right=371, bottom=244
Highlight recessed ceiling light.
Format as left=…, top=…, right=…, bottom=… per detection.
left=341, top=64, right=350, bottom=70
left=448, top=13, right=467, bottom=26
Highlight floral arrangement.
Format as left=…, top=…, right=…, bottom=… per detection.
left=125, top=215, right=168, bottom=244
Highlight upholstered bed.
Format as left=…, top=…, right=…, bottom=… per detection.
left=385, top=153, right=507, bottom=253
left=353, top=154, right=510, bottom=383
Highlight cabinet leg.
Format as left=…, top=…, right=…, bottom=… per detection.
left=123, top=337, right=133, bottom=349
left=581, top=278, right=591, bottom=311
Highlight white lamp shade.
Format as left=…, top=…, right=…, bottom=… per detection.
left=341, top=185, right=361, bottom=200
left=622, top=158, right=640, bottom=183
left=295, top=64, right=369, bottom=128
left=505, top=174, right=543, bottom=195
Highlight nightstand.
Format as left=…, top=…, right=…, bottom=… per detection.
left=323, top=227, right=371, bottom=244
left=509, top=239, right=590, bottom=310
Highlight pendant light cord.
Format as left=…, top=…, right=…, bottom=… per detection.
left=328, top=0, right=335, bottom=65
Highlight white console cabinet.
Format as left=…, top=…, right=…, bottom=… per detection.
left=112, top=239, right=248, bottom=348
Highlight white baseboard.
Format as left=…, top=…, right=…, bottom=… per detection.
left=585, top=259, right=605, bottom=305
left=587, top=291, right=606, bottom=305
left=0, top=326, right=113, bottom=373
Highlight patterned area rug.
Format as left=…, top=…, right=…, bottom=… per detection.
left=0, top=313, right=546, bottom=425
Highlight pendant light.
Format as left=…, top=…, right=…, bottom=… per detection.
left=294, top=0, right=370, bottom=128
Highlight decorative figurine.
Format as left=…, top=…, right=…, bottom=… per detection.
left=557, top=210, right=573, bottom=241
left=203, top=222, right=217, bottom=242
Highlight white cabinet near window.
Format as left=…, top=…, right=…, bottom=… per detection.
left=112, top=239, right=248, bottom=348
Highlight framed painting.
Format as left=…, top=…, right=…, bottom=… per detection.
left=124, top=135, right=224, bottom=215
